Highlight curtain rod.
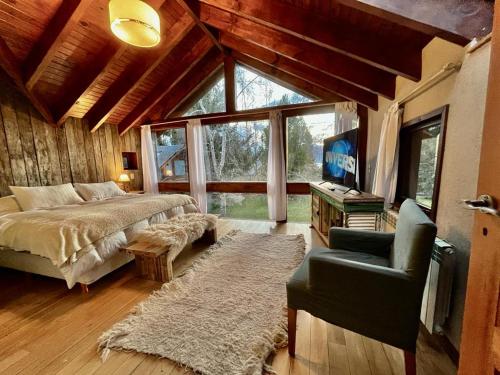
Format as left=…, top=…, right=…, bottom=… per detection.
left=398, top=62, right=462, bottom=106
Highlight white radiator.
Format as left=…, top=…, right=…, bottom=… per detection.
left=420, top=238, right=456, bottom=335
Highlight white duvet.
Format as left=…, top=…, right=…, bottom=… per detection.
left=0, top=194, right=198, bottom=287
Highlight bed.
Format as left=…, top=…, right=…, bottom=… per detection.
left=0, top=192, right=199, bottom=289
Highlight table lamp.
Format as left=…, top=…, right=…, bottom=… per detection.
left=118, top=173, right=131, bottom=192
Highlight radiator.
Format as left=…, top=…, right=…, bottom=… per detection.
left=420, top=238, right=456, bottom=335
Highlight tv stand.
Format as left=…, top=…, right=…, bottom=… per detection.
left=310, top=182, right=384, bottom=245
left=344, top=187, right=362, bottom=195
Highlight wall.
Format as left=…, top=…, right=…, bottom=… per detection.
left=366, top=38, right=491, bottom=350
left=0, top=77, right=143, bottom=196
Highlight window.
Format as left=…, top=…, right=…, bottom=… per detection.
left=286, top=112, right=336, bottom=182
left=155, top=128, right=188, bottom=182
left=396, top=106, right=447, bottom=220
left=236, top=65, right=313, bottom=111
left=184, top=76, right=225, bottom=116
left=207, top=193, right=268, bottom=220
left=203, top=120, right=269, bottom=181
left=287, top=195, right=311, bottom=223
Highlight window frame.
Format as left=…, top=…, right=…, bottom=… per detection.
left=395, top=105, right=448, bottom=221
left=154, top=125, right=190, bottom=184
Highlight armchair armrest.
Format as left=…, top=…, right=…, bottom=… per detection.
left=309, top=254, right=419, bottom=314
left=329, top=227, right=394, bottom=257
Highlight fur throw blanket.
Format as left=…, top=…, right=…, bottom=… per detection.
left=132, top=213, right=218, bottom=254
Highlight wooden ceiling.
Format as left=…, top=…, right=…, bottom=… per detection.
left=0, top=0, right=493, bottom=135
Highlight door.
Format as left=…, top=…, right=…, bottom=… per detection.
left=458, top=4, right=500, bottom=374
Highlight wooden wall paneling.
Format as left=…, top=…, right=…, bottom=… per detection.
left=81, top=119, right=97, bottom=182
left=64, top=117, right=90, bottom=182
left=29, top=107, right=52, bottom=186
left=104, top=125, right=118, bottom=181
left=91, top=129, right=105, bottom=182
left=30, top=106, right=63, bottom=186
left=111, top=125, right=124, bottom=180
left=0, top=102, right=14, bottom=195
left=55, top=126, right=72, bottom=183
left=0, top=90, right=28, bottom=187
left=98, top=126, right=112, bottom=181
left=131, top=128, right=143, bottom=190
left=14, top=97, right=41, bottom=187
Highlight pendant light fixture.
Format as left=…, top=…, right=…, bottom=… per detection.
left=109, top=0, right=161, bottom=48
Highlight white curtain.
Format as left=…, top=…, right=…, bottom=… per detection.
left=141, top=125, right=159, bottom=194
left=335, top=102, right=358, bottom=134
left=372, top=102, right=403, bottom=205
left=267, top=110, right=287, bottom=221
left=186, top=119, right=207, bottom=213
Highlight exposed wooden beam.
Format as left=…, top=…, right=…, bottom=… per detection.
left=232, top=52, right=345, bottom=103
left=23, top=0, right=92, bottom=91
left=150, top=101, right=336, bottom=129
left=176, top=0, right=223, bottom=51
left=224, top=55, right=236, bottom=113
left=117, top=36, right=215, bottom=135
left=169, top=67, right=224, bottom=117
left=335, top=0, right=493, bottom=45
left=85, top=13, right=196, bottom=132
left=199, top=3, right=396, bottom=98
left=54, top=42, right=127, bottom=125
left=0, top=37, right=55, bottom=125
left=199, top=0, right=422, bottom=80
left=154, top=54, right=224, bottom=120
left=221, top=33, right=378, bottom=110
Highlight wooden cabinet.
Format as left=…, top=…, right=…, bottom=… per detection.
left=310, top=182, right=384, bottom=245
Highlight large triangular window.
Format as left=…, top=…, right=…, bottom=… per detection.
left=184, top=76, right=225, bottom=116
left=236, top=64, right=313, bottom=111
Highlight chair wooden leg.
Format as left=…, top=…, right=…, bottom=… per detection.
left=404, top=350, right=416, bottom=375
left=288, top=308, right=297, bottom=357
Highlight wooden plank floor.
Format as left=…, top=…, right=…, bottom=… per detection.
left=0, top=219, right=457, bottom=375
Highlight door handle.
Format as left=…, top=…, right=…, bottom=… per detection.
left=463, top=194, right=500, bottom=217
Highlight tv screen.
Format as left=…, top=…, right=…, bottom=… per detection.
left=322, top=128, right=358, bottom=187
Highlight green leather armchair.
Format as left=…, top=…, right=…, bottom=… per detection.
left=286, top=199, right=437, bottom=374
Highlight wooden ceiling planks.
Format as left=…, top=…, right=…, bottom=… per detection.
left=116, top=33, right=216, bottom=135
left=0, top=0, right=63, bottom=61
left=199, top=0, right=422, bottom=80
left=23, top=0, right=93, bottom=91
left=0, top=0, right=493, bottom=134
left=152, top=50, right=224, bottom=120
left=335, top=0, right=493, bottom=46
left=84, top=11, right=196, bottom=131
left=220, top=33, right=378, bottom=110
left=198, top=3, right=396, bottom=99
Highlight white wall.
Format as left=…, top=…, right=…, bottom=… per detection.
left=366, top=38, right=491, bottom=349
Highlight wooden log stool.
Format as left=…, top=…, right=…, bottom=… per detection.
left=122, top=228, right=217, bottom=282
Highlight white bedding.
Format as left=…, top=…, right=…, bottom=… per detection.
left=0, top=194, right=199, bottom=288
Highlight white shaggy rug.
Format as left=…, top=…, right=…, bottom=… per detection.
left=98, top=231, right=305, bottom=375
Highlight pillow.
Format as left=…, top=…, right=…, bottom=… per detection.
left=9, top=184, right=84, bottom=211
left=0, top=195, right=21, bottom=217
left=74, top=181, right=126, bottom=201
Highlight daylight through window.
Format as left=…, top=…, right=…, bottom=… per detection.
left=236, top=65, right=313, bottom=111
left=155, top=128, right=188, bottom=182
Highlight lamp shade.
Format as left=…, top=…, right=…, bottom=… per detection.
left=118, top=173, right=131, bottom=182
left=109, top=0, right=160, bottom=48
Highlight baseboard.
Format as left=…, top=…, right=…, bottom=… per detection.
left=420, top=323, right=459, bottom=366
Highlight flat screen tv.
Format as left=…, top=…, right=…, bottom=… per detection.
left=322, top=128, right=358, bottom=187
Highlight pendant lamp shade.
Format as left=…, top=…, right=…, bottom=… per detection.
left=109, top=0, right=160, bottom=48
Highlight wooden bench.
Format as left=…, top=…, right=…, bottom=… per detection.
left=122, top=228, right=217, bottom=282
